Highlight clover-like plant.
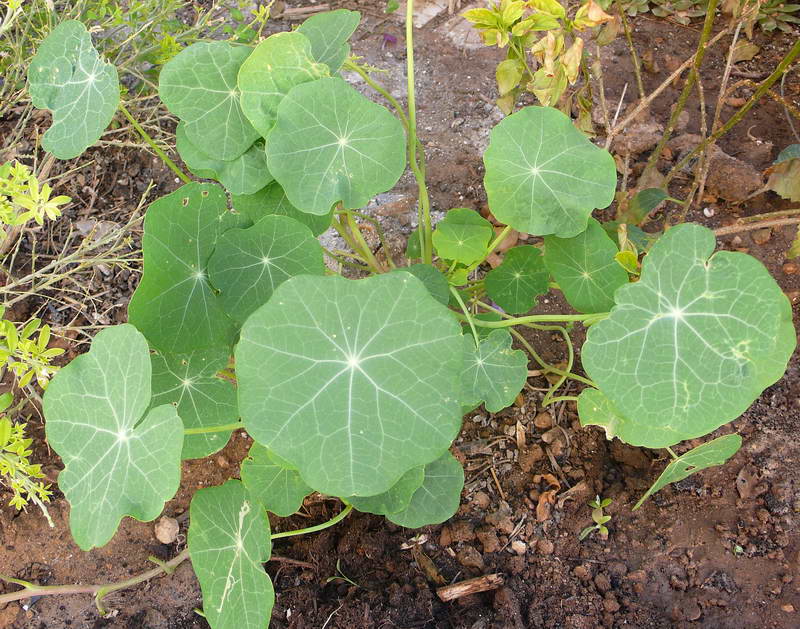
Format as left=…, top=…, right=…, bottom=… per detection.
left=18, top=4, right=794, bottom=626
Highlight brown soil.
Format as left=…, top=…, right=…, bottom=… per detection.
left=1, top=2, right=799, bottom=628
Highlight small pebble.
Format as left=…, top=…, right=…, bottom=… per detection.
left=154, top=516, right=179, bottom=544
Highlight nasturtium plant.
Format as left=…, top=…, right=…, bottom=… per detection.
left=461, top=329, right=529, bottom=412
left=296, top=9, right=361, bottom=72
left=240, top=444, right=312, bottom=517
left=232, top=183, right=333, bottom=237
left=485, top=245, right=549, bottom=313
left=432, top=208, right=494, bottom=265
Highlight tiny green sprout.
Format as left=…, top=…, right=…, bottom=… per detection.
left=325, top=559, right=360, bottom=588
left=733, top=544, right=744, bottom=556
left=579, top=495, right=613, bottom=541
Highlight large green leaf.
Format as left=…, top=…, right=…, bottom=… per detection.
left=432, top=208, right=494, bottom=265
left=42, top=325, right=183, bottom=550
left=238, top=31, right=329, bottom=138
left=240, top=444, right=312, bottom=517
left=485, top=245, right=549, bottom=313
left=633, top=434, right=742, bottom=510
left=128, top=183, right=242, bottom=353
left=27, top=20, right=119, bottom=159
left=159, top=41, right=259, bottom=161
left=232, top=183, right=333, bottom=236
left=266, top=77, right=406, bottom=215
left=577, top=387, right=635, bottom=442
left=208, top=216, right=326, bottom=325
left=150, top=347, right=237, bottom=460
left=483, top=106, right=617, bottom=237
left=175, top=123, right=272, bottom=195
left=237, top=273, right=463, bottom=497
left=461, top=329, right=528, bottom=413
left=544, top=217, right=628, bottom=313
left=582, top=223, right=795, bottom=448
left=189, top=480, right=273, bottom=629
left=386, top=452, right=464, bottom=528
left=296, top=9, right=361, bottom=72
left=346, top=466, right=425, bottom=516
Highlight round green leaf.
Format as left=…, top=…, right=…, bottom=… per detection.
left=346, top=465, right=425, bottom=516
left=42, top=325, right=183, bottom=550
left=237, top=273, right=463, bottom=497
left=176, top=123, right=272, bottom=195
left=483, top=106, right=617, bottom=237
left=189, top=480, right=273, bottom=629
left=386, top=452, right=464, bottom=528
left=266, top=77, right=406, bottom=215
left=391, top=263, right=450, bottom=306
left=208, top=215, right=326, bottom=325
left=461, top=329, right=528, bottom=413
left=544, top=217, right=628, bottom=313
left=150, top=347, right=237, bottom=460
left=27, top=20, right=119, bottom=159
left=582, top=223, right=795, bottom=448
left=238, top=31, right=329, bottom=138
left=485, top=245, right=549, bottom=314
left=232, top=183, right=333, bottom=236
left=240, top=444, right=312, bottom=517
left=432, top=208, right=494, bottom=265
left=296, top=9, right=361, bottom=72
left=159, top=41, right=259, bottom=161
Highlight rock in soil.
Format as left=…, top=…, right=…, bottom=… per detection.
left=154, top=516, right=179, bottom=544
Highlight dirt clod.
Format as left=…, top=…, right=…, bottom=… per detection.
left=154, top=516, right=179, bottom=544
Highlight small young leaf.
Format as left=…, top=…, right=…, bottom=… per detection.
left=266, top=77, right=406, bottom=215
left=346, top=465, right=425, bottom=516
left=485, top=245, right=549, bottom=314
left=432, top=208, right=494, bottom=265
left=28, top=20, right=120, bottom=159
left=42, top=325, right=183, bottom=549
left=391, top=264, right=450, bottom=306
left=296, top=9, right=361, bottom=72
left=483, top=106, right=617, bottom=237
left=387, top=451, right=464, bottom=528
left=544, top=218, right=628, bottom=313
left=232, top=183, right=333, bottom=236
left=633, top=434, right=742, bottom=510
left=189, top=480, right=274, bottom=629
left=626, top=188, right=668, bottom=224
left=240, top=444, right=312, bottom=517
left=461, top=329, right=528, bottom=413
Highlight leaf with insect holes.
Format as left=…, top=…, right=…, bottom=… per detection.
left=232, top=183, right=333, bottom=236
left=238, top=32, right=329, bottom=138
left=27, top=20, right=119, bottom=159
left=483, top=106, right=617, bottom=237
left=461, top=329, right=529, bottom=413
left=42, top=325, right=183, bottom=550
left=175, top=123, right=272, bottom=195
left=387, top=451, right=464, bottom=528
left=207, top=216, right=325, bottom=325
left=159, top=41, right=259, bottom=161
left=544, top=217, right=628, bottom=313
left=150, top=347, right=237, bottom=460
left=240, top=444, right=312, bottom=517
left=432, top=208, right=494, bottom=265
left=128, top=183, right=245, bottom=353
left=236, top=273, right=463, bottom=498
left=582, top=224, right=795, bottom=448
left=266, top=77, right=406, bottom=215
left=485, top=245, right=549, bottom=314
left=391, top=264, right=450, bottom=306
left=189, top=480, right=273, bottom=629
left=633, top=434, right=742, bottom=510
left=296, top=9, right=361, bottom=72
left=346, top=465, right=425, bottom=516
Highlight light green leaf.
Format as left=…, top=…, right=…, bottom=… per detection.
left=392, top=264, right=450, bottom=306
left=189, top=480, right=273, bottom=629
left=544, top=217, right=628, bottom=313
left=42, top=325, right=183, bottom=550
left=461, top=329, right=528, bottom=413
left=633, top=434, right=742, bottom=510
left=27, top=20, right=119, bottom=159
left=207, top=216, right=326, bottom=325
left=237, top=273, right=463, bottom=497
left=176, top=123, right=272, bottom=196
left=346, top=466, right=425, bottom=516
left=485, top=245, right=549, bottom=313
left=432, top=208, right=494, bottom=265
left=150, top=347, right=237, bottom=460
left=238, top=31, right=329, bottom=138
left=483, top=106, right=617, bottom=237
left=266, top=77, right=406, bottom=215
left=296, top=9, right=361, bottom=72
left=128, top=183, right=241, bottom=353
left=240, top=444, right=312, bottom=517
left=582, top=223, right=795, bottom=448
left=159, top=41, right=259, bottom=161
left=387, top=451, right=464, bottom=528
left=577, top=387, right=635, bottom=442
left=232, top=183, right=333, bottom=236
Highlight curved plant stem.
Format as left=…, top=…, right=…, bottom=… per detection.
left=271, top=504, right=353, bottom=540
left=183, top=421, right=243, bottom=436
left=344, top=60, right=409, bottom=129
left=466, top=225, right=513, bottom=273
left=337, top=209, right=397, bottom=269
left=331, top=214, right=382, bottom=274
left=453, top=311, right=605, bottom=328
left=118, top=104, right=191, bottom=184
left=509, top=328, right=595, bottom=388
left=614, top=0, right=644, bottom=100
left=666, top=446, right=679, bottom=460
left=343, top=212, right=385, bottom=272
left=451, top=286, right=479, bottom=345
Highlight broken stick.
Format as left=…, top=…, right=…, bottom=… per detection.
left=436, top=573, right=504, bottom=602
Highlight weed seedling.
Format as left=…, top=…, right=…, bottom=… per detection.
left=579, top=496, right=612, bottom=540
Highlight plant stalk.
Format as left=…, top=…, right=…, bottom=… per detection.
left=183, top=421, right=243, bottom=436
left=118, top=104, right=191, bottom=184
